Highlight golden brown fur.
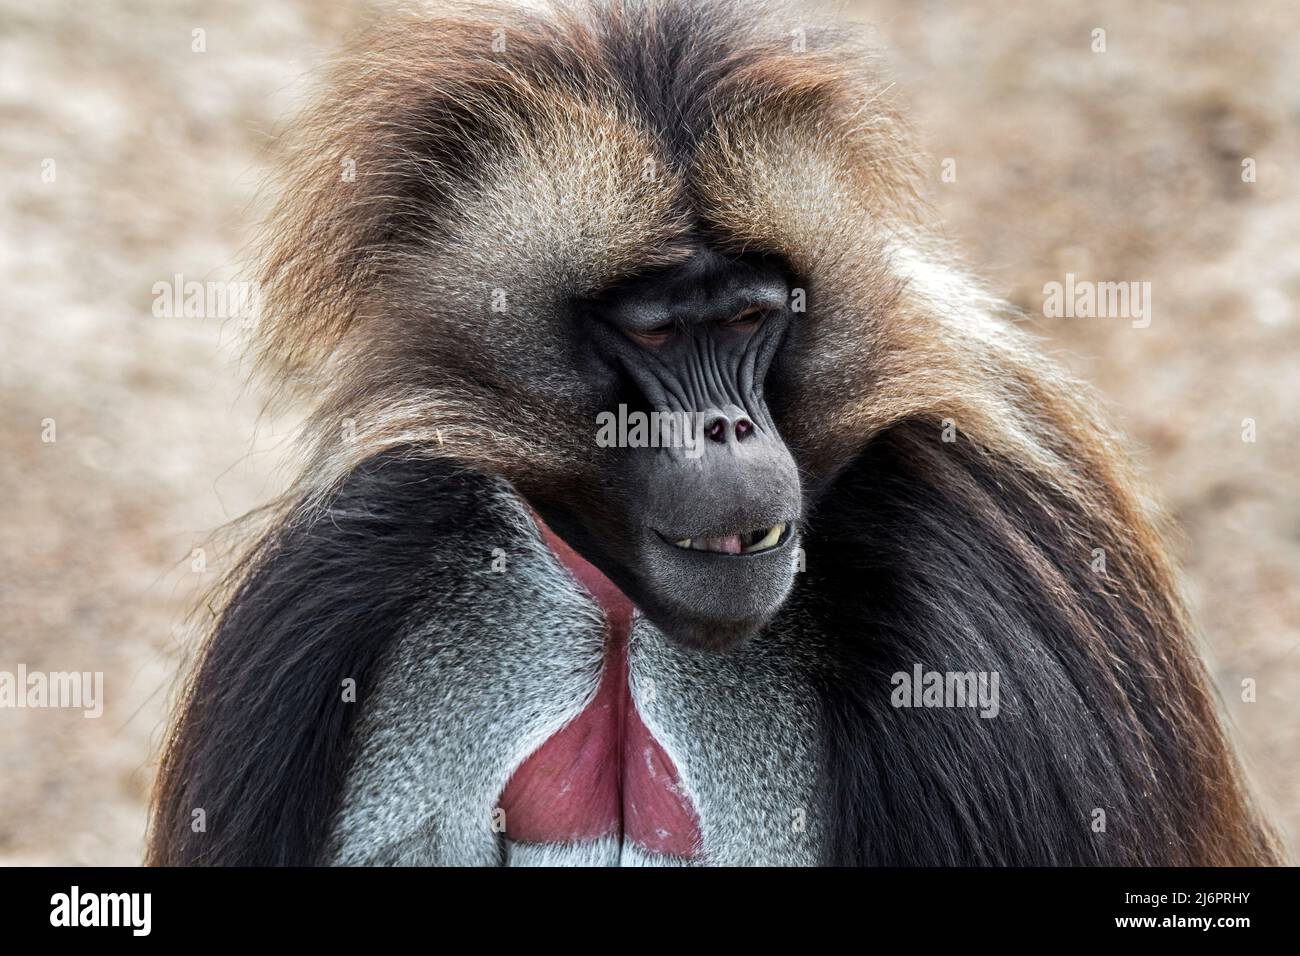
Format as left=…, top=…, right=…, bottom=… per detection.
left=152, top=0, right=1280, bottom=865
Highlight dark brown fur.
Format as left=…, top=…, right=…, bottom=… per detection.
left=150, top=0, right=1280, bottom=865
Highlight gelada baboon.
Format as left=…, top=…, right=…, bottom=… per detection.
left=149, top=0, right=1280, bottom=865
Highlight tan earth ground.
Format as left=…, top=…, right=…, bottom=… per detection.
left=1, top=0, right=1296, bottom=865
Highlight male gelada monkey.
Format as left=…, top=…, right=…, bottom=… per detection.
left=150, top=0, right=1280, bottom=866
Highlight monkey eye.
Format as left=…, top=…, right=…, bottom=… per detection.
left=626, top=322, right=676, bottom=347
left=721, top=306, right=769, bottom=332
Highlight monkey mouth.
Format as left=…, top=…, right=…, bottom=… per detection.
left=659, top=522, right=790, bottom=556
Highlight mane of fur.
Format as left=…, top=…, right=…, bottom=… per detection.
left=149, top=0, right=1281, bottom=865
left=252, top=0, right=925, bottom=503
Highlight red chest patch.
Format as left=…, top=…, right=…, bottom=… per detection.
left=498, top=518, right=702, bottom=859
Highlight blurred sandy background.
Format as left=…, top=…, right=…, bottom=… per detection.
left=1, top=0, right=1296, bottom=864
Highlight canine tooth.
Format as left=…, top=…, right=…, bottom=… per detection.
left=745, top=522, right=786, bottom=553
left=676, top=538, right=692, bottom=548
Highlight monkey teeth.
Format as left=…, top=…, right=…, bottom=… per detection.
left=747, top=523, right=787, bottom=552
left=672, top=523, right=787, bottom=555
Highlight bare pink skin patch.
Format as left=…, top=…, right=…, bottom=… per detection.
left=498, top=517, right=701, bottom=859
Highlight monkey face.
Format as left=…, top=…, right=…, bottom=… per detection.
left=250, top=1, right=920, bottom=652
left=532, top=248, right=803, bottom=653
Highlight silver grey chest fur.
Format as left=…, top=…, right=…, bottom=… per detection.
left=326, top=488, right=822, bottom=866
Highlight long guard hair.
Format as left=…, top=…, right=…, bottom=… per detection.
left=149, top=0, right=1281, bottom=865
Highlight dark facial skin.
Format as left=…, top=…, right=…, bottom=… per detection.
left=535, top=248, right=803, bottom=652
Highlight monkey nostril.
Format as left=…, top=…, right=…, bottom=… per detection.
left=735, top=418, right=754, bottom=441
left=706, top=417, right=728, bottom=444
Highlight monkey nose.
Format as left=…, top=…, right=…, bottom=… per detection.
left=704, top=413, right=755, bottom=444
